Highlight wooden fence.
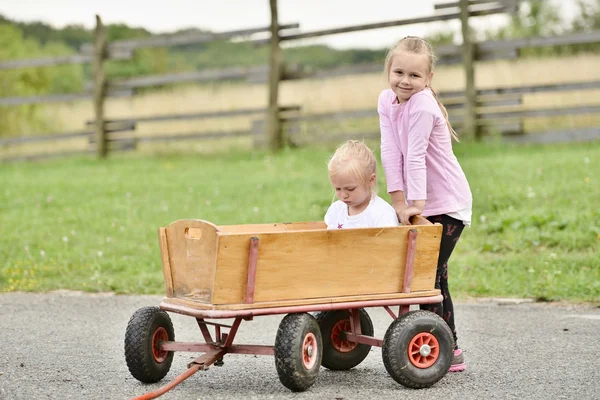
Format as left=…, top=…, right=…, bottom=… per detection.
left=1, top=0, right=600, bottom=162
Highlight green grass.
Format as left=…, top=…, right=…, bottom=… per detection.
left=1, top=140, right=599, bottom=303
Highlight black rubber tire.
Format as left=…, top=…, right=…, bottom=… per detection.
left=124, top=306, right=175, bottom=383
left=274, top=313, right=323, bottom=392
left=314, top=309, right=374, bottom=370
left=382, top=310, right=454, bottom=389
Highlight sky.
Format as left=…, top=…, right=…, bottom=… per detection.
left=0, top=0, right=580, bottom=49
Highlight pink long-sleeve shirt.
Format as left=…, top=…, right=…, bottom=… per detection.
left=378, top=88, right=472, bottom=217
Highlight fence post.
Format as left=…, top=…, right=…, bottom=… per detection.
left=459, top=0, right=478, bottom=140
left=267, top=0, right=283, bottom=150
left=93, top=14, right=108, bottom=158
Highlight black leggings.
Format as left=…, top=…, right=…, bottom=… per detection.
left=419, top=214, right=465, bottom=349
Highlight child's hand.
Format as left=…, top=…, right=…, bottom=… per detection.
left=393, top=203, right=409, bottom=224
left=398, top=206, right=422, bottom=225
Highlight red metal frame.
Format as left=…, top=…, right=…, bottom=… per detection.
left=399, top=228, right=418, bottom=316
left=133, top=229, right=438, bottom=399
left=245, top=237, right=259, bottom=303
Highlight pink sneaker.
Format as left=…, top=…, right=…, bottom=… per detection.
left=449, top=348, right=466, bottom=372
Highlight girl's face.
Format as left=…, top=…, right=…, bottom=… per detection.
left=388, top=50, right=433, bottom=103
left=330, top=171, right=375, bottom=213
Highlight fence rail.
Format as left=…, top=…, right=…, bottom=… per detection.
left=80, top=23, right=300, bottom=54
left=0, top=50, right=132, bottom=70
left=254, top=3, right=514, bottom=45
left=434, top=0, right=519, bottom=9
left=2, top=0, right=600, bottom=162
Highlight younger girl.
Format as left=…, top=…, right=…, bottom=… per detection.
left=378, top=36, right=472, bottom=372
left=324, top=140, right=399, bottom=230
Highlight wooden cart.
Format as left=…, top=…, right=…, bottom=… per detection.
left=125, top=216, right=454, bottom=399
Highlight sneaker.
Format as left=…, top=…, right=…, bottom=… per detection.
left=449, top=348, right=466, bottom=372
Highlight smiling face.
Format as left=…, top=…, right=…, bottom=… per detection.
left=388, top=50, right=433, bottom=103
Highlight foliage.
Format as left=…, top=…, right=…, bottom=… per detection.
left=1, top=141, right=599, bottom=302
left=572, top=0, right=600, bottom=31
left=0, top=23, right=85, bottom=135
left=483, top=0, right=600, bottom=56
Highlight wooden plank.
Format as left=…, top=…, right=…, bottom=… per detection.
left=441, top=92, right=522, bottom=103
left=86, top=108, right=266, bottom=126
left=80, top=23, right=300, bottom=54
left=0, top=150, right=94, bottom=163
left=479, top=30, right=600, bottom=53
left=0, top=90, right=131, bottom=106
left=291, top=132, right=380, bottom=145
left=108, top=66, right=268, bottom=90
left=434, top=0, right=517, bottom=10
left=294, top=109, right=376, bottom=122
left=164, top=220, right=220, bottom=303
left=158, top=227, right=174, bottom=297
left=271, top=5, right=511, bottom=42
left=477, top=104, right=600, bottom=120
left=477, top=81, right=600, bottom=96
left=0, top=50, right=131, bottom=70
left=5, top=130, right=132, bottom=148
left=218, top=221, right=327, bottom=234
left=93, top=15, right=108, bottom=159
left=291, top=95, right=522, bottom=123
left=438, top=81, right=600, bottom=100
left=136, top=129, right=255, bottom=143
left=0, top=131, right=92, bottom=146
left=445, top=97, right=522, bottom=109
left=503, top=127, right=600, bottom=144
left=436, top=48, right=519, bottom=63
left=460, top=0, right=478, bottom=139
left=211, top=225, right=442, bottom=305
left=434, top=31, right=600, bottom=62
left=410, top=215, right=432, bottom=225
left=163, top=289, right=441, bottom=311
left=267, top=0, right=283, bottom=150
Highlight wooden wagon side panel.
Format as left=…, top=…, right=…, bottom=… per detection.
left=163, top=219, right=219, bottom=303
left=411, top=227, right=443, bottom=291
left=211, top=225, right=441, bottom=305
left=218, top=221, right=326, bottom=234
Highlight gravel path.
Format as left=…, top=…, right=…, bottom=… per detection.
left=1, top=292, right=598, bottom=400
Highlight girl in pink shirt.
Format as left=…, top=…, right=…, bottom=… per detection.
left=378, top=36, right=472, bottom=373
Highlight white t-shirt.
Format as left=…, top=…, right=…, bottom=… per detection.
left=324, top=195, right=400, bottom=230
left=447, top=207, right=472, bottom=226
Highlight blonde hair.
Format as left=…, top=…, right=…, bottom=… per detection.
left=328, top=140, right=378, bottom=193
left=384, top=36, right=459, bottom=141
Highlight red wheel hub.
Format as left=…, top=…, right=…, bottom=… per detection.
left=407, top=332, right=439, bottom=368
left=330, top=319, right=357, bottom=353
left=151, top=327, right=169, bottom=363
left=302, top=332, right=318, bottom=369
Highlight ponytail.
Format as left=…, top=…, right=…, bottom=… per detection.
left=430, top=86, right=459, bottom=142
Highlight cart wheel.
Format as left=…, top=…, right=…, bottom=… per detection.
left=382, top=310, right=453, bottom=389
left=314, top=309, right=373, bottom=370
left=274, top=313, right=322, bottom=392
left=124, top=306, right=175, bottom=383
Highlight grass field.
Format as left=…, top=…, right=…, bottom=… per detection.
left=1, top=140, right=599, bottom=302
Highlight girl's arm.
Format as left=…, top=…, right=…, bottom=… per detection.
left=389, top=190, right=409, bottom=219
left=402, top=96, right=435, bottom=225
left=406, top=100, right=435, bottom=204
left=378, top=92, right=403, bottom=199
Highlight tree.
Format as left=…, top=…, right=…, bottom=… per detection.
left=571, top=0, right=600, bottom=31
left=480, top=0, right=600, bottom=56
left=0, top=23, right=85, bottom=136
left=483, top=0, right=565, bottom=40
